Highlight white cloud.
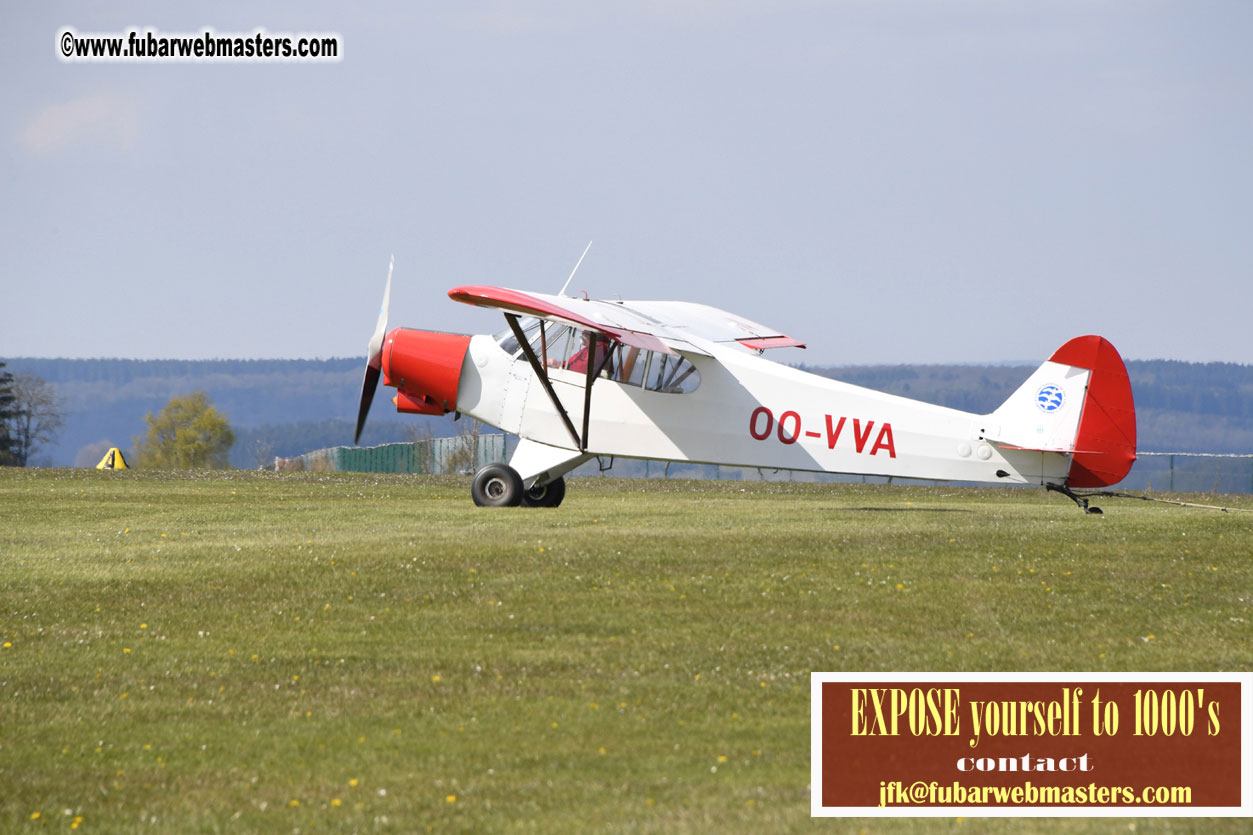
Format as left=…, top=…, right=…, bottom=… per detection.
left=17, top=90, right=142, bottom=155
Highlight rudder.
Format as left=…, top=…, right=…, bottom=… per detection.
left=1050, top=335, right=1136, bottom=488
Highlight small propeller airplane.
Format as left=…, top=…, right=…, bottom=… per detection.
left=353, top=255, right=1136, bottom=512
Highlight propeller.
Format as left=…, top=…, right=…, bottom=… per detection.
left=354, top=256, right=393, bottom=444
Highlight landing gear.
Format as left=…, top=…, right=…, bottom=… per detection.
left=522, top=476, right=566, bottom=508
left=1047, top=483, right=1103, bottom=514
left=471, top=464, right=524, bottom=507
left=470, top=466, right=568, bottom=508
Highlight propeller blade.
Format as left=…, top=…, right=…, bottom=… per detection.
left=354, top=363, right=381, bottom=444
left=354, top=256, right=394, bottom=445
left=368, top=255, right=394, bottom=365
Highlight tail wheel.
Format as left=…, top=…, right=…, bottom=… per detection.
left=471, top=464, right=524, bottom=507
left=522, top=476, right=566, bottom=508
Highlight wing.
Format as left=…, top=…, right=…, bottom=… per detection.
left=448, top=285, right=677, bottom=354
left=447, top=286, right=805, bottom=354
left=623, top=299, right=806, bottom=351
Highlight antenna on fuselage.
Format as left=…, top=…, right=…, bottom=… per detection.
left=558, top=240, right=593, bottom=298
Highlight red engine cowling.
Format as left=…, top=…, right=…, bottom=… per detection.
left=381, top=328, right=471, bottom=416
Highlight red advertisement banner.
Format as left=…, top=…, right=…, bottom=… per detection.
left=811, top=673, right=1252, bottom=817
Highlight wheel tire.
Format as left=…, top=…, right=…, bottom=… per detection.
left=521, top=476, right=566, bottom=508
left=471, top=464, right=524, bottom=507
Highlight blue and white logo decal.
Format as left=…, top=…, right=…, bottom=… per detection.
left=1036, top=384, right=1065, bottom=413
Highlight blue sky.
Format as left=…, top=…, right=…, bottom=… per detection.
left=3, top=1, right=1250, bottom=365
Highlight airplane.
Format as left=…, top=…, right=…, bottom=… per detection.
left=353, top=258, right=1136, bottom=513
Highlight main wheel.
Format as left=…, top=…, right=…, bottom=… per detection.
left=471, top=463, right=524, bottom=507
left=521, top=476, right=566, bottom=508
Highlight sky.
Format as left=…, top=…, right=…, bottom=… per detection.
left=2, top=1, right=1250, bottom=366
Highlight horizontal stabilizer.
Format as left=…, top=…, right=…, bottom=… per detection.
left=993, top=444, right=1105, bottom=455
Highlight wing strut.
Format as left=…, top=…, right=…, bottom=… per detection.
left=504, top=313, right=584, bottom=451
left=580, top=334, right=613, bottom=452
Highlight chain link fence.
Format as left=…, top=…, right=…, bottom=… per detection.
left=1118, top=453, right=1253, bottom=495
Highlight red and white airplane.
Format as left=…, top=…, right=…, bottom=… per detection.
left=354, top=258, right=1136, bottom=512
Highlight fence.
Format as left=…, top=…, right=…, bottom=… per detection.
left=1117, top=453, right=1253, bottom=495
left=563, top=451, right=1253, bottom=495
left=277, top=436, right=1253, bottom=495
left=275, top=434, right=507, bottom=475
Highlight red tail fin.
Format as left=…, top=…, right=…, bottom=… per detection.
left=1049, top=336, right=1137, bottom=487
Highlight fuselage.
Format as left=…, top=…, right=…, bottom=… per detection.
left=452, top=332, right=1069, bottom=486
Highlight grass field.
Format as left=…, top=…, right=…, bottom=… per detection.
left=1, top=468, right=1250, bottom=833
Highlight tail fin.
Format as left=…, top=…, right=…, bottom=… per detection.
left=1049, top=336, right=1137, bottom=487
left=988, top=335, right=1136, bottom=488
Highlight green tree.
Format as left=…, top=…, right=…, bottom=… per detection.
left=134, top=391, right=235, bottom=469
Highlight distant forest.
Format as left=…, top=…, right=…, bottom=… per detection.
left=802, top=359, right=1253, bottom=456
left=2, top=358, right=440, bottom=468
left=3, top=356, right=1250, bottom=467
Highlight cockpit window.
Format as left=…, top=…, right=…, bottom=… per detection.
left=649, top=352, right=700, bottom=393
left=604, top=340, right=700, bottom=393
left=496, top=320, right=699, bottom=394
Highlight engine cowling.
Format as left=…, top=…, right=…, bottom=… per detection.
left=381, top=328, right=471, bottom=415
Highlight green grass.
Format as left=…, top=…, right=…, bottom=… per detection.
left=1, top=469, right=1250, bottom=833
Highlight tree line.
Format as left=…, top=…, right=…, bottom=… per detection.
left=801, top=359, right=1253, bottom=422
left=3, top=356, right=1251, bottom=467
left=10, top=357, right=360, bottom=385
